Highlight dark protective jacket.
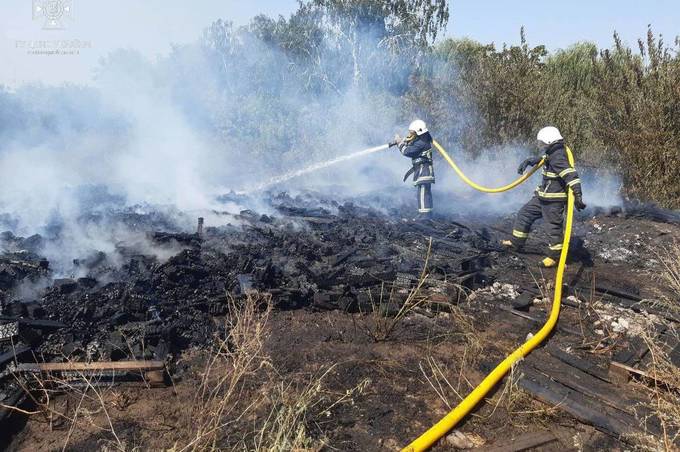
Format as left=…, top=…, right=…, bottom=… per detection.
left=536, top=140, right=582, bottom=202
left=399, top=132, right=435, bottom=186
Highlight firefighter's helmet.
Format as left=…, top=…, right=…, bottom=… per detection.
left=537, top=126, right=563, bottom=145
left=409, top=119, right=428, bottom=136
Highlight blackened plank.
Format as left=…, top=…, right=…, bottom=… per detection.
left=518, top=364, right=658, bottom=440
left=473, top=431, right=557, bottom=452
left=546, top=345, right=611, bottom=382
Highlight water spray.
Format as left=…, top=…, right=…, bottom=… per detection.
left=237, top=144, right=389, bottom=194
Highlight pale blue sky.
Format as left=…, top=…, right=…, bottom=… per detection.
left=452, top=0, right=679, bottom=50
left=1, top=0, right=678, bottom=86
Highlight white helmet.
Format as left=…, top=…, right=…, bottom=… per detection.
left=536, top=126, right=563, bottom=145
left=409, top=119, right=428, bottom=136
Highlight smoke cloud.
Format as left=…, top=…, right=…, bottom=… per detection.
left=0, top=12, right=623, bottom=276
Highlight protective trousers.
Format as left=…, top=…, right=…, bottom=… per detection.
left=417, top=183, right=433, bottom=214
left=511, top=196, right=565, bottom=257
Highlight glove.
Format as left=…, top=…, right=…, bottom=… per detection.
left=389, top=134, right=403, bottom=149
left=574, top=195, right=587, bottom=211
left=517, top=157, right=542, bottom=174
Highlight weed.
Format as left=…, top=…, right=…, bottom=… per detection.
left=628, top=330, right=680, bottom=451
left=362, top=238, right=433, bottom=341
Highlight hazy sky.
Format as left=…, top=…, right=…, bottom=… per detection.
left=1, top=0, right=678, bottom=86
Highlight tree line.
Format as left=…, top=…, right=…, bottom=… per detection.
left=198, top=0, right=679, bottom=206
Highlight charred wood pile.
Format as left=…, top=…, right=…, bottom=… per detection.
left=0, top=192, right=678, bottom=447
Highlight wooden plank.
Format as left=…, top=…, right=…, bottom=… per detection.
left=645, top=308, right=680, bottom=324
left=330, top=249, right=356, bottom=267
left=609, top=361, right=680, bottom=392
left=610, top=324, right=667, bottom=384
left=474, top=431, right=557, bottom=452
left=298, top=216, right=334, bottom=224
left=405, top=223, right=466, bottom=253
left=18, top=319, right=67, bottom=329
left=16, top=360, right=164, bottom=373
left=612, top=324, right=667, bottom=366
left=0, top=317, right=66, bottom=329
left=546, top=345, right=611, bottom=382
left=593, top=285, right=642, bottom=302
left=498, top=305, right=581, bottom=336
left=0, top=344, right=31, bottom=367
left=518, top=364, right=653, bottom=440
left=528, top=352, right=650, bottom=418
left=609, top=361, right=643, bottom=385
left=612, top=336, right=651, bottom=366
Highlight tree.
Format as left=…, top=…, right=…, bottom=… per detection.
left=304, top=0, right=449, bottom=86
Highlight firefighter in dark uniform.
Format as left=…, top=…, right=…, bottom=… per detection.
left=502, top=126, right=587, bottom=268
left=389, top=119, right=435, bottom=220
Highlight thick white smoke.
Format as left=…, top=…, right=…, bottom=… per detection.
left=0, top=15, right=623, bottom=276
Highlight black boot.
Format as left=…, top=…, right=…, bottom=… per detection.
left=412, top=212, right=433, bottom=222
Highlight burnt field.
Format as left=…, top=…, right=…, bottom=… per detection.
left=1, top=192, right=679, bottom=451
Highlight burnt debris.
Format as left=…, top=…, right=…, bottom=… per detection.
left=0, top=192, right=496, bottom=421
left=1, top=191, right=679, bottom=444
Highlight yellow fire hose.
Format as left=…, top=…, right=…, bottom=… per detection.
left=402, top=141, right=576, bottom=452
left=432, top=141, right=545, bottom=193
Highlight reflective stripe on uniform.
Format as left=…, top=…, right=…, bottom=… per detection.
left=536, top=191, right=568, bottom=199
left=549, top=243, right=563, bottom=251
left=559, top=168, right=576, bottom=177
left=567, top=178, right=581, bottom=187
left=414, top=176, right=435, bottom=185
left=542, top=170, right=559, bottom=178
left=512, top=229, right=529, bottom=238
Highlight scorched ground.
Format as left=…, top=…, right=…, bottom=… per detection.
left=1, top=191, right=679, bottom=451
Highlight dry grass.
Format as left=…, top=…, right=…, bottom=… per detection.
left=415, top=273, right=565, bottom=433
left=659, top=244, right=680, bottom=296
left=418, top=330, right=558, bottom=435
left=417, top=308, right=477, bottom=410
left=360, top=238, right=471, bottom=343
left=181, top=294, right=274, bottom=451
left=178, top=292, right=374, bottom=452
left=643, top=244, right=680, bottom=450
left=253, top=368, right=369, bottom=452
left=449, top=306, right=484, bottom=366
left=9, top=293, right=353, bottom=451
left=362, top=238, right=433, bottom=341
left=652, top=242, right=680, bottom=316
left=10, top=359, right=132, bottom=451
left=419, top=355, right=462, bottom=410
left=251, top=377, right=325, bottom=451
left=626, top=329, right=680, bottom=451
left=180, top=293, right=347, bottom=451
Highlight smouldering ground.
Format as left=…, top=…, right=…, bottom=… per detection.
left=5, top=208, right=680, bottom=451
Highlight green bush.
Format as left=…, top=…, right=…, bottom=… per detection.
left=406, top=28, right=680, bottom=207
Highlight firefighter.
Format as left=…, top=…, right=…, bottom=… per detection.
left=502, top=126, right=587, bottom=268
left=389, top=119, right=435, bottom=220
